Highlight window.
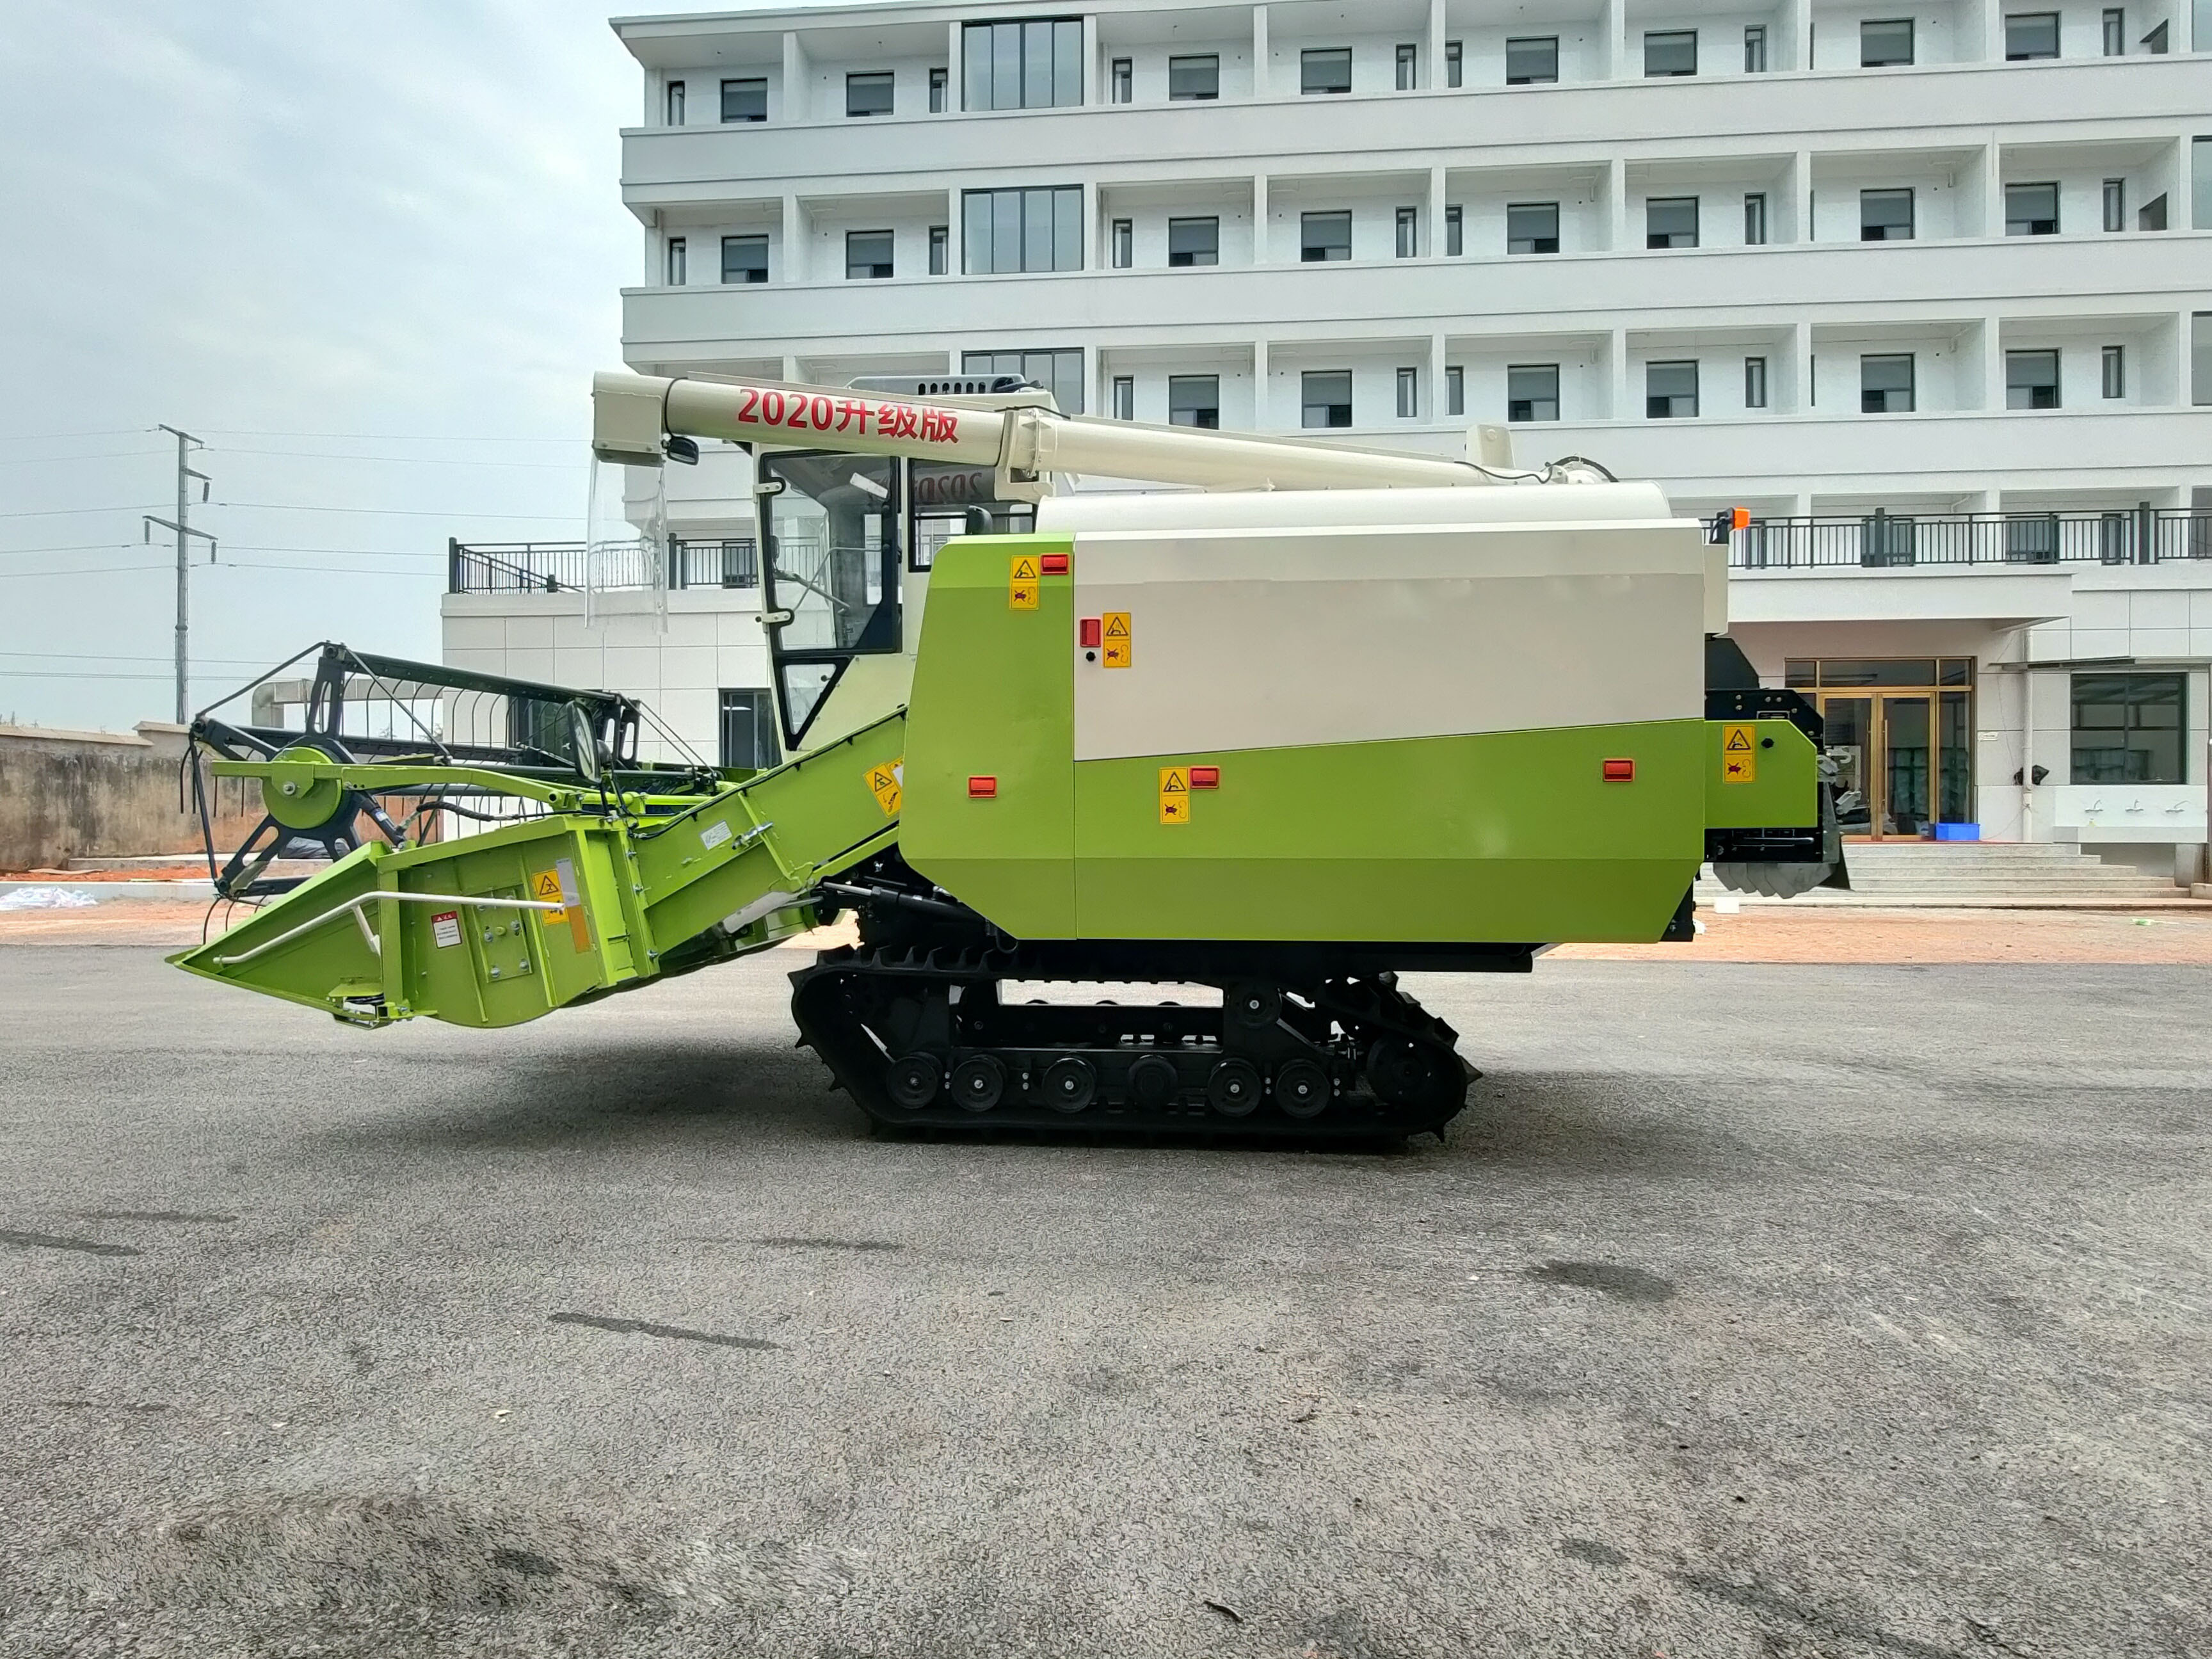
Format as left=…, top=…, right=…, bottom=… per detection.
left=721, top=77, right=767, bottom=122
left=1446, top=39, right=1464, bottom=86
left=2007, top=348, right=2061, bottom=408
left=1396, top=43, right=1418, bottom=90
left=2140, top=192, right=2168, bottom=229
left=665, top=236, right=686, bottom=285
left=1861, top=353, right=1916, bottom=412
left=2103, top=177, right=2126, bottom=230
left=1745, top=356, right=1768, bottom=408
left=1301, top=210, right=1352, bottom=261
left=666, top=79, right=685, bottom=125
left=2005, top=11, right=2060, bottom=56
left=1506, top=36, right=1560, bottom=82
left=1169, top=374, right=1220, bottom=428
left=1744, top=24, right=1768, bottom=70
left=1445, top=204, right=1463, bottom=255
left=1111, top=218, right=1133, bottom=268
left=928, top=225, right=949, bottom=275
left=1646, top=196, right=1699, bottom=248
left=963, top=186, right=1084, bottom=273
left=2072, top=673, right=2186, bottom=783
left=722, top=234, right=768, bottom=284
left=1646, top=360, right=1698, bottom=417
left=1508, top=201, right=1560, bottom=253
left=1169, top=54, right=1219, bottom=99
left=2199, top=138, right=2212, bottom=228
left=2006, top=181, right=2059, bottom=235
left=846, top=229, right=894, bottom=279
left=1111, top=57, right=1133, bottom=101
left=2102, top=344, right=2126, bottom=397
left=1644, top=30, right=1697, bottom=75
left=929, top=67, right=949, bottom=111
left=1744, top=192, right=1768, bottom=244
left=1167, top=216, right=1219, bottom=266
left=2141, top=18, right=2168, bottom=49
left=1395, top=206, right=1419, bottom=258
left=1861, top=188, right=1915, bottom=240
left=1861, top=19, right=1916, bottom=64
left=1302, top=370, right=1352, bottom=427
left=965, top=18, right=1084, bottom=110
left=1509, top=364, right=1561, bottom=421
left=2199, top=313, right=2212, bottom=404
left=963, top=348, right=1085, bottom=413
left=1396, top=366, right=1419, bottom=418
left=719, top=689, right=777, bottom=772
left=1446, top=364, right=1465, bottom=415
left=2103, top=7, right=2126, bottom=51
left=847, top=72, right=894, bottom=116
left=1302, top=49, right=1352, bottom=93
left=1112, top=375, right=1134, bottom=420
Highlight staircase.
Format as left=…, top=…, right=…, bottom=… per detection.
left=1702, top=841, right=2190, bottom=904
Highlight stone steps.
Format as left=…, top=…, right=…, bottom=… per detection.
left=1702, top=841, right=2186, bottom=902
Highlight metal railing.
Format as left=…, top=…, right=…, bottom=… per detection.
left=1732, top=509, right=2212, bottom=571
left=449, top=538, right=759, bottom=595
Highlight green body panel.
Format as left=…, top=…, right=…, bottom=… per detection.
left=1702, top=718, right=1820, bottom=829
left=901, top=533, right=1080, bottom=938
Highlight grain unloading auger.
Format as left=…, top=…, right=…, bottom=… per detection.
left=172, top=372, right=1841, bottom=1139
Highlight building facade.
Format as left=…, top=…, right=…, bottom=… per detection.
left=442, top=0, right=2212, bottom=872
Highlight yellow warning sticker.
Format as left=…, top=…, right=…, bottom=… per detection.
left=1158, top=765, right=1189, bottom=825
left=1721, top=723, right=1757, bottom=784
left=530, top=868, right=568, bottom=924
left=865, top=757, right=904, bottom=817
left=1009, top=555, right=1039, bottom=611
left=1102, top=611, right=1132, bottom=669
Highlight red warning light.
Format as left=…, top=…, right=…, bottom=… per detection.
left=1189, top=766, right=1220, bottom=789
left=1602, top=758, right=1635, bottom=781
left=968, top=776, right=998, bottom=798
left=1730, top=506, right=1751, bottom=532
left=1040, top=553, right=1070, bottom=575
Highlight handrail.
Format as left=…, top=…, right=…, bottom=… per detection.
left=1733, top=509, right=2211, bottom=570
left=212, top=889, right=566, bottom=968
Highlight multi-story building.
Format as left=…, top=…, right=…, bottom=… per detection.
left=442, top=0, right=2212, bottom=875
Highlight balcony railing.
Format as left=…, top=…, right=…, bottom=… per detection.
left=448, top=538, right=759, bottom=595
left=1731, top=509, right=2212, bottom=570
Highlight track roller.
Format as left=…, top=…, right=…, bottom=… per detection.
left=950, top=1054, right=1006, bottom=1112
left=1207, top=1057, right=1262, bottom=1117
left=1043, top=1056, right=1096, bottom=1113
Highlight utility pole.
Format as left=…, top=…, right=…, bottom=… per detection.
left=143, top=426, right=215, bottom=725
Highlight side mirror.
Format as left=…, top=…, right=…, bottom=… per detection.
left=570, top=703, right=604, bottom=785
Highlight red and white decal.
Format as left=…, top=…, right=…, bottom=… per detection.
left=725, top=387, right=968, bottom=447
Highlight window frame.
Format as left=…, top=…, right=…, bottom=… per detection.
left=962, top=185, right=1085, bottom=274
left=1395, top=365, right=1419, bottom=419
left=963, top=18, right=1086, bottom=111
left=1167, top=374, right=1221, bottom=428
left=718, top=687, right=778, bottom=772
left=2005, top=10, right=2062, bottom=58
left=666, top=79, right=686, bottom=125
left=2101, top=343, right=2126, bottom=398
left=1166, top=215, right=1220, bottom=267
left=1395, top=42, right=1418, bottom=90
left=665, top=236, right=687, bottom=286
left=2005, top=180, right=2060, bottom=236
left=1646, top=195, right=1700, bottom=249
left=1644, top=359, right=1699, bottom=419
left=927, top=225, right=949, bottom=276
left=1110, top=217, right=1133, bottom=269
left=1745, top=355, right=1769, bottom=408
left=720, top=77, right=767, bottom=123
left=1643, top=29, right=1698, bottom=76
left=846, top=71, right=895, bottom=118
left=1507, top=200, right=1561, bottom=254
left=721, top=234, right=769, bottom=285
left=844, top=228, right=895, bottom=280
left=1859, top=18, right=1916, bottom=65
left=929, top=66, right=949, bottom=112
left=1301, top=369, right=1354, bottom=428
left=1167, top=53, right=1220, bottom=99
left=1859, top=187, right=1916, bottom=241
left=1859, top=351, right=1917, bottom=413
left=1110, top=56, right=1133, bottom=102
left=1445, top=203, right=1464, bottom=256
left=2103, top=6, right=2126, bottom=52
left=1505, top=35, right=1560, bottom=83
left=1445, top=364, right=1466, bottom=416
left=1446, top=38, right=1464, bottom=86
left=1301, top=47, right=1353, bottom=94
left=1300, top=209, right=1353, bottom=262
left=2005, top=348, right=2062, bottom=409
left=2103, top=177, right=2126, bottom=231
left=962, top=347, right=1086, bottom=413
left=2071, top=671, right=2186, bottom=784
left=1508, top=362, right=1562, bottom=422
left=1111, top=374, right=1135, bottom=421
left=1394, top=205, right=1419, bottom=258
left=1744, top=191, right=1768, bottom=245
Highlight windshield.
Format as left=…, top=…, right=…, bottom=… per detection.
left=909, top=459, right=1035, bottom=571
left=760, top=452, right=901, bottom=748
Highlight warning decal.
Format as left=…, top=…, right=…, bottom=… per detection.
left=431, top=911, right=461, bottom=949
left=1158, top=765, right=1189, bottom=826
left=530, top=869, right=568, bottom=924
left=1722, top=723, right=1757, bottom=784
left=1102, top=611, right=1132, bottom=669
left=865, top=757, right=904, bottom=817
left=1009, top=555, right=1039, bottom=611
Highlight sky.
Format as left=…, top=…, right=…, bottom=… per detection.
left=0, top=1, right=819, bottom=733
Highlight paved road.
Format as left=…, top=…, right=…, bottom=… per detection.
left=1, top=943, right=2206, bottom=1658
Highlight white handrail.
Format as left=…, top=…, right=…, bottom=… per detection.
left=212, top=890, right=565, bottom=968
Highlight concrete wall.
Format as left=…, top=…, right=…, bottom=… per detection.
left=0, top=722, right=260, bottom=870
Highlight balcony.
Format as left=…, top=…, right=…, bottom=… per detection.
left=1731, top=509, right=2212, bottom=569
left=449, top=539, right=758, bottom=597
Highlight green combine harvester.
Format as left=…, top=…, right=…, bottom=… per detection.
left=173, top=371, right=1839, bottom=1139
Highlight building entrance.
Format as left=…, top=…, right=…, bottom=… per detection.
left=1786, top=659, right=1975, bottom=839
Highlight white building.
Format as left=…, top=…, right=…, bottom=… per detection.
left=442, top=0, right=2212, bottom=874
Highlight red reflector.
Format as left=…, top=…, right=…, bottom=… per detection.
left=1078, top=617, right=1102, bottom=648
left=1040, top=553, right=1070, bottom=575
left=968, top=776, right=997, bottom=798
left=1602, top=759, right=1635, bottom=781
left=1189, top=765, right=1220, bottom=789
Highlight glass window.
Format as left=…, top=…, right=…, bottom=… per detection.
left=2102, top=344, right=2126, bottom=397
left=1169, top=54, right=1219, bottom=99
left=1745, top=356, right=1768, bottom=408
left=2103, top=177, right=2126, bottom=231
left=1646, top=196, right=1699, bottom=248
left=1396, top=366, right=1419, bottom=418
left=1446, top=364, right=1465, bottom=415
left=1861, top=19, right=1916, bottom=64
left=1111, top=57, right=1132, bottom=101
left=1446, top=39, right=1464, bottom=86
left=2006, top=11, right=2061, bottom=56
left=1302, top=49, right=1353, bottom=93
left=1508, top=201, right=1560, bottom=253
left=721, top=77, right=767, bottom=122
left=2007, top=349, right=2061, bottom=408
left=1861, top=353, right=1915, bottom=412
left=963, top=186, right=1084, bottom=273
left=1445, top=204, right=1463, bottom=255
left=1785, top=660, right=1820, bottom=688
left=1167, top=216, right=1219, bottom=266
left=1744, top=23, right=1768, bottom=69
left=965, top=19, right=1084, bottom=109
left=1112, top=375, right=1134, bottom=420
left=719, top=688, right=776, bottom=771
left=666, top=80, right=685, bottom=125
left=1506, top=36, right=1560, bottom=82
left=721, top=234, right=767, bottom=284
left=1301, top=210, right=1352, bottom=261
left=1111, top=218, right=1132, bottom=268
left=1396, top=42, right=1418, bottom=90
left=2139, top=191, right=2168, bottom=230
left=2103, top=6, right=2126, bottom=51
left=1744, top=191, right=1768, bottom=244
left=2197, top=138, right=2212, bottom=228
left=845, top=229, right=893, bottom=280
left=929, top=66, right=949, bottom=112
left=908, top=460, right=1036, bottom=573
left=2006, top=181, right=2060, bottom=234
left=1168, top=374, right=1220, bottom=428
left=1395, top=206, right=1418, bottom=258
left=1861, top=188, right=1915, bottom=240
left=1509, top=364, right=1560, bottom=421
left=2072, top=673, right=2186, bottom=782
left=846, top=72, right=894, bottom=116
left=757, top=451, right=903, bottom=748
left=1646, top=360, right=1697, bottom=418
left=1644, top=29, right=1697, bottom=75
left=1302, top=370, right=1353, bottom=428
left=2141, top=17, right=2168, bottom=49
left=665, top=236, right=686, bottom=285
left=1817, top=659, right=1939, bottom=686
left=963, top=348, right=1085, bottom=413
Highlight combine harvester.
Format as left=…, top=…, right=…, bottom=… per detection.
left=173, top=371, right=1838, bottom=1139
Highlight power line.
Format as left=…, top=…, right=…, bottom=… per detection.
left=0, top=543, right=135, bottom=558
left=0, top=504, right=164, bottom=520
left=0, top=428, right=151, bottom=444
left=209, top=447, right=577, bottom=469
left=0, top=448, right=172, bottom=467
left=0, top=564, right=166, bottom=580
left=214, top=501, right=577, bottom=521
left=0, top=650, right=277, bottom=665
left=200, top=429, right=579, bottom=443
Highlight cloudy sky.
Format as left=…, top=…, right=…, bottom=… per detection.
left=0, top=1, right=806, bottom=732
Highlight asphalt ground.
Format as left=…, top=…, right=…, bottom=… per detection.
left=0, top=937, right=2207, bottom=1658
